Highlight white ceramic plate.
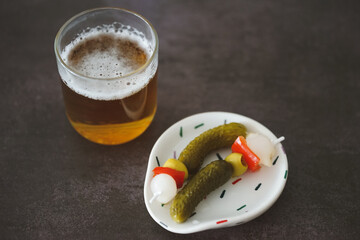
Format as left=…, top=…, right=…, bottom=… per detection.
left=144, top=112, right=288, bottom=234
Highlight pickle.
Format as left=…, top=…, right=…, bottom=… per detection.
left=170, top=160, right=233, bottom=223
left=178, top=122, right=247, bottom=175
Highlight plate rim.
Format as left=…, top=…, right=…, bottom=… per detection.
left=144, top=111, right=288, bottom=234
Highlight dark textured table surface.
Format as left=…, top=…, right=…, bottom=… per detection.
left=1, top=0, right=359, bottom=239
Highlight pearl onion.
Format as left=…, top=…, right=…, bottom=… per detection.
left=246, top=133, right=275, bottom=167
left=150, top=174, right=177, bottom=204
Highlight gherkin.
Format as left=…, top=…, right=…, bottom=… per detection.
left=178, top=122, right=247, bottom=176
left=170, top=160, right=233, bottom=223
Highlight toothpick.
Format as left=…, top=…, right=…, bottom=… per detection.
left=272, top=136, right=285, bottom=145
left=149, top=192, right=161, bottom=204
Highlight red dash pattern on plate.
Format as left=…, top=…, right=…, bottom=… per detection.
left=216, top=220, right=228, bottom=224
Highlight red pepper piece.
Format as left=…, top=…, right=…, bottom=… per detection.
left=153, top=167, right=185, bottom=188
left=231, top=136, right=261, bottom=172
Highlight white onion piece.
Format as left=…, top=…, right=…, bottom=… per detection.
left=246, top=133, right=275, bottom=167
left=150, top=174, right=177, bottom=204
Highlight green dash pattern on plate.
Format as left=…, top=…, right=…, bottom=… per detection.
left=237, top=204, right=246, bottom=211
left=272, top=156, right=279, bottom=165
left=220, top=190, right=226, bottom=198
left=189, top=212, right=196, bottom=218
left=194, top=123, right=204, bottom=129
left=156, top=156, right=160, bottom=166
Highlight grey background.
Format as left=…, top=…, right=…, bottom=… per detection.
left=1, top=0, right=359, bottom=239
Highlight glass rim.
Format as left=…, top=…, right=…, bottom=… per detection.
left=54, top=7, right=159, bottom=81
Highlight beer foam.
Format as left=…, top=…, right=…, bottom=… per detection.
left=59, top=23, right=157, bottom=100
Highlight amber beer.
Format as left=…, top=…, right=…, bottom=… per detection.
left=55, top=8, right=158, bottom=145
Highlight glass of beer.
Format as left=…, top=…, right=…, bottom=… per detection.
left=54, top=8, right=158, bottom=145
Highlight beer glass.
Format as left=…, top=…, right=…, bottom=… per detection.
left=54, top=8, right=158, bottom=145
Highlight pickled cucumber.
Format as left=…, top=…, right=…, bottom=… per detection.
left=178, top=122, right=247, bottom=175
left=170, top=160, right=233, bottom=223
